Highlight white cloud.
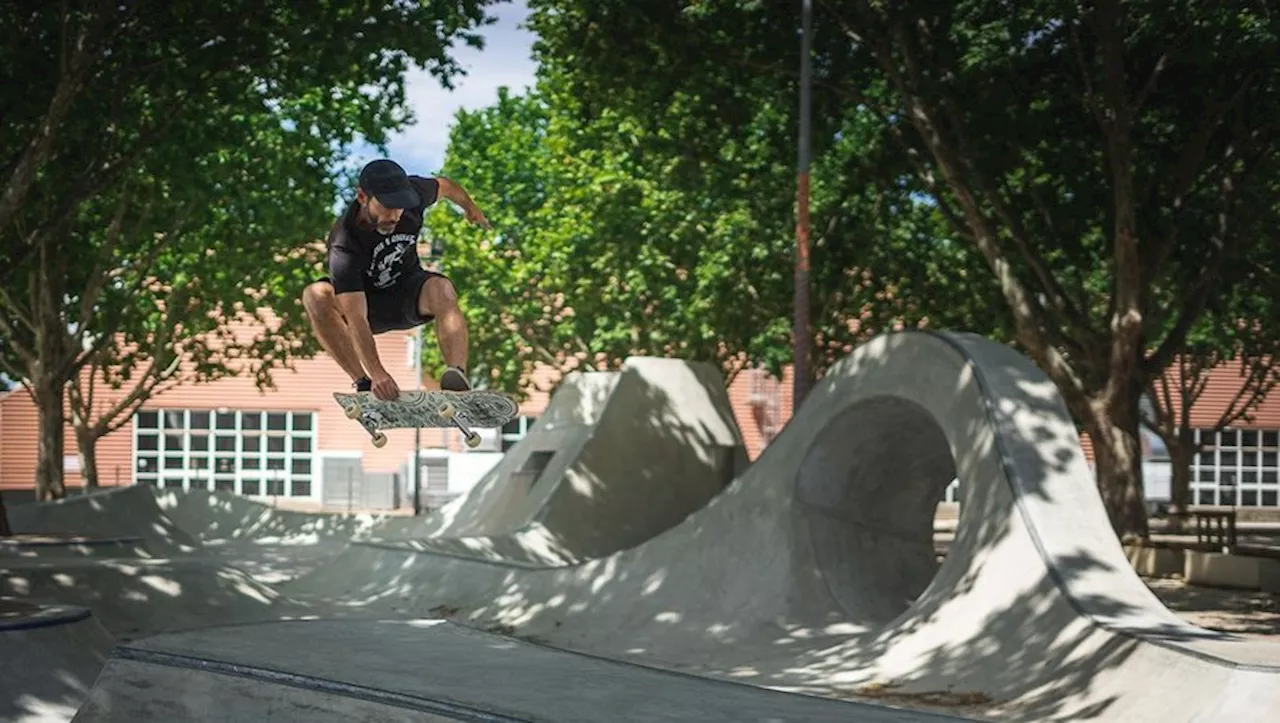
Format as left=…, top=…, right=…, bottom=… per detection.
left=350, top=1, right=538, bottom=176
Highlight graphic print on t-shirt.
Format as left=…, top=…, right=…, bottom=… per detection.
left=325, top=175, right=441, bottom=295
left=369, top=233, right=417, bottom=288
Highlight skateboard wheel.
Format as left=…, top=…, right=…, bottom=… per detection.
left=439, top=402, right=456, bottom=420
left=465, top=432, right=481, bottom=449
left=372, top=432, right=388, bottom=448
left=345, top=404, right=362, bottom=420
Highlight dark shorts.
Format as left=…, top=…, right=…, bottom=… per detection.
left=316, top=268, right=450, bottom=335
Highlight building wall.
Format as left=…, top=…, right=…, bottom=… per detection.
left=3, top=324, right=1277, bottom=509
left=0, top=326, right=437, bottom=493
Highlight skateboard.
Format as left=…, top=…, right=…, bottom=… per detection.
left=333, top=389, right=519, bottom=449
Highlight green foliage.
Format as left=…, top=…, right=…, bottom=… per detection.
left=425, top=64, right=1002, bottom=393
left=0, top=0, right=501, bottom=496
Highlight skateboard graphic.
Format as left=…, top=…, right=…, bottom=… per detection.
left=333, top=389, right=519, bottom=449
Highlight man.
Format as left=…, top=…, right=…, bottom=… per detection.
left=301, top=159, right=490, bottom=400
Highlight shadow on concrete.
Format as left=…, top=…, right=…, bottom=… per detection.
left=6, top=331, right=1280, bottom=722
left=273, top=331, right=1280, bottom=722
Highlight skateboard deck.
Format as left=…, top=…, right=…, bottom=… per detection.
left=333, top=389, right=519, bottom=449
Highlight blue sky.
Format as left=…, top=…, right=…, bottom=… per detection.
left=348, top=1, right=539, bottom=177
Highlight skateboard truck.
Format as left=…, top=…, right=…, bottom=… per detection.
left=343, top=403, right=389, bottom=448
left=438, top=401, right=482, bottom=449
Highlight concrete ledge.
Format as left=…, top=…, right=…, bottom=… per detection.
left=1123, top=544, right=1185, bottom=577
left=1184, top=549, right=1280, bottom=592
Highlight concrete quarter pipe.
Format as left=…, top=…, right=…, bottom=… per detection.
left=280, top=330, right=1280, bottom=721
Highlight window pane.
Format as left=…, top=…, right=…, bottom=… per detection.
left=136, top=456, right=157, bottom=473
left=267, top=413, right=287, bottom=431
left=1221, top=430, right=1238, bottom=447
left=1242, top=489, right=1258, bottom=506
left=242, top=412, right=261, bottom=430
left=291, top=479, right=311, bottom=497
left=214, top=478, right=235, bottom=492
left=1264, top=470, right=1278, bottom=485
left=266, top=479, right=285, bottom=496
left=216, top=412, right=236, bottom=430
left=1263, top=431, right=1279, bottom=448
left=190, top=456, right=208, bottom=470
left=215, top=436, right=235, bottom=452
left=1196, top=489, right=1216, bottom=505
left=292, top=413, right=312, bottom=431
left=1242, top=470, right=1258, bottom=484
left=163, top=478, right=184, bottom=489
left=164, top=456, right=184, bottom=470
left=191, top=411, right=210, bottom=429
left=266, top=457, right=286, bottom=471
left=163, top=410, right=184, bottom=429
left=242, top=479, right=261, bottom=496
left=1263, top=489, right=1278, bottom=507
left=292, top=437, right=311, bottom=453
left=1243, top=451, right=1258, bottom=467
left=190, top=434, right=209, bottom=452
left=267, top=437, right=285, bottom=453
left=1242, top=430, right=1260, bottom=447
left=138, top=411, right=159, bottom=429
left=1221, top=451, right=1239, bottom=467
left=242, top=436, right=261, bottom=453
left=137, top=434, right=159, bottom=451
left=1263, top=452, right=1277, bottom=468
left=1197, top=468, right=1216, bottom=483
left=242, top=457, right=260, bottom=470
left=1196, top=451, right=1215, bottom=466
left=215, top=458, right=236, bottom=474
left=164, top=434, right=184, bottom=451
left=291, top=459, right=311, bottom=475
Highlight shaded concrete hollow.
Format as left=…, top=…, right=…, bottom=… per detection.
left=796, top=395, right=957, bottom=626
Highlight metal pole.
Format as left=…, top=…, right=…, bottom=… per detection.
left=794, top=0, right=813, bottom=407
left=413, top=325, right=422, bottom=515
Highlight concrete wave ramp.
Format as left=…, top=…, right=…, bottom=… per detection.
left=392, top=356, right=748, bottom=564
left=286, top=331, right=1280, bottom=722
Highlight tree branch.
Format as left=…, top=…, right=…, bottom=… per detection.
left=1145, top=143, right=1260, bottom=376
left=0, top=3, right=97, bottom=231
left=1147, top=72, right=1260, bottom=274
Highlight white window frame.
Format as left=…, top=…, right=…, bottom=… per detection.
left=132, top=407, right=319, bottom=500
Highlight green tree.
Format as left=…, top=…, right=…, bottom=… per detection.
left=522, top=0, right=1280, bottom=539
left=63, top=128, right=334, bottom=489
left=425, top=74, right=1002, bottom=395
left=1143, top=252, right=1280, bottom=527
left=0, top=0, right=499, bottom=500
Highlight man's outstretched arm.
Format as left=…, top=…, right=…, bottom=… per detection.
left=436, top=176, right=491, bottom=228
left=335, top=291, right=400, bottom=400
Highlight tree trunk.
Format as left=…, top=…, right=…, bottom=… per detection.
left=1166, top=431, right=1196, bottom=532
left=75, top=423, right=101, bottom=490
left=0, top=492, right=11, bottom=536
left=1085, top=393, right=1150, bottom=541
left=32, top=377, right=67, bottom=501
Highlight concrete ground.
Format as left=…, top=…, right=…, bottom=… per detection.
left=4, top=332, right=1280, bottom=723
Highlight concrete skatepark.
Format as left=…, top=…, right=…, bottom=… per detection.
left=2, top=330, right=1278, bottom=721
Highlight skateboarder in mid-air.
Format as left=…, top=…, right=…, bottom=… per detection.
left=302, top=159, right=491, bottom=401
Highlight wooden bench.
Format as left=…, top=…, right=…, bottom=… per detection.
left=1191, top=509, right=1238, bottom=550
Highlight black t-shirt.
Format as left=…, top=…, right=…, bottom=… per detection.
left=326, top=175, right=440, bottom=294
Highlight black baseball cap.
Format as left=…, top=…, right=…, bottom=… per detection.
left=358, top=159, right=419, bottom=209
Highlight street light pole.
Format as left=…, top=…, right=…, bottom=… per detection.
left=794, top=0, right=814, bottom=407
left=412, top=325, right=422, bottom=516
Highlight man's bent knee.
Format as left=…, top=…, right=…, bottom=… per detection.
left=302, top=282, right=337, bottom=318
left=421, top=276, right=459, bottom=316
